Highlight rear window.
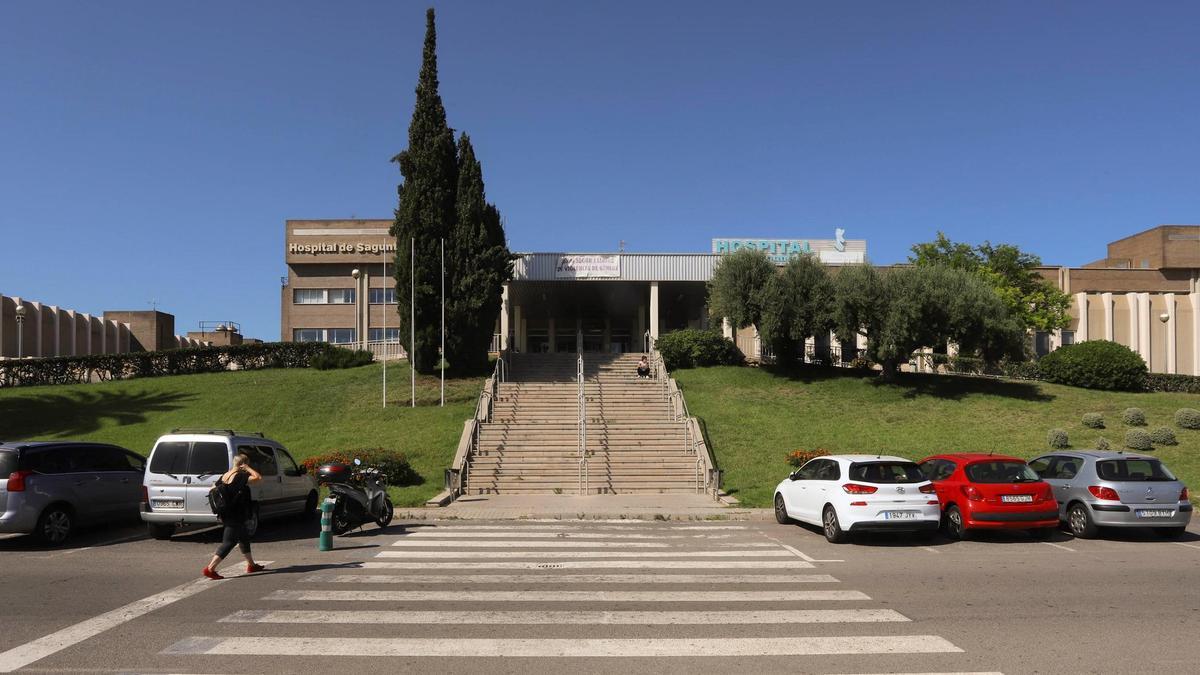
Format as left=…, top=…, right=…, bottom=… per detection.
left=1097, top=459, right=1176, bottom=482
left=148, top=441, right=229, bottom=475
left=149, top=442, right=190, bottom=474
left=0, top=451, right=16, bottom=477
left=849, top=461, right=925, bottom=484
left=190, top=442, right=230, bottom=475
left=965, top=461, right=1039, bottom=484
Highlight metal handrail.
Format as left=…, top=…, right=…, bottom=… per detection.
left=577, top=353, right=588, bottom=495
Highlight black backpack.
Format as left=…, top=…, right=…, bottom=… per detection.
left=207, top=479, right=243, bottom=517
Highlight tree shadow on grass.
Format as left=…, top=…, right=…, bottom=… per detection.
left=758, top=364, right=1054, bottom=403
left=0, top=388, right=196, bottom=440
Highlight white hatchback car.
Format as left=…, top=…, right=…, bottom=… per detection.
left=774, top=454, right=941, bottom=543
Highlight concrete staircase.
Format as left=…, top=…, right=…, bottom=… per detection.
left=465, top=353, right=699, bottom=495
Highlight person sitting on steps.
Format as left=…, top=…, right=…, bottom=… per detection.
left=636, top=355, right=651, bottom=379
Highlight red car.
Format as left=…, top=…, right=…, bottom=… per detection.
left=918, top=453, right=1059, bottom=540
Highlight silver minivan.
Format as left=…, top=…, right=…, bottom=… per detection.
left=140, top=429, right=317, bottom=539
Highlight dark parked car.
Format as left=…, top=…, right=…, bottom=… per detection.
left=0, top=441, right=146, bottom=545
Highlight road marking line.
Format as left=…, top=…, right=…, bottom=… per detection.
left=1172, top=542, right=1200, bottom=551
left=361, top=560, right=815, bottom=570
left=1039, top=542, right=1075, bottom=552
left=0, top=562, right=270, bottom=674
left=375, top=550, right=795, bottom=559
left=164, top=635, right=960, bottom=657
left=399, top=531, right=737, bottom=539
left=300, top=573, right=840, bottom=584
left=266, top=589, right=870, bottom=602
left=919, top=547, right=941, bottom=554
left=390, top=540, right=670, bottom=548
left=826, top=672, right=1004, bottom=675
left=399, top=524, right=747, bottom=530
left=222, top=608, right=903, bottom=625
left=761, top=535, right=844, bottom=563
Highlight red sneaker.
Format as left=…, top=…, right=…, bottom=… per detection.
left=246, top=563, right=265, bottom=574
left=202, top=567, right=224, bottom=580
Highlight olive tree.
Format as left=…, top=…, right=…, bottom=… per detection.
left=758, top=254, right=834, bottom=365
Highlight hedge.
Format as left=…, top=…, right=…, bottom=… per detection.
left=1037, top=341, right=1147, bottom=391
left=0, top=342, right=365, bottom=388
left=299, top=448, right=419, bottom=486
left=655, top=329, right=742, bottom=371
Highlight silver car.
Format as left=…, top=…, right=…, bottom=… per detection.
left=0, top=441, right=146, bottom=545
left=1030, top=451, right=1193, bottom=539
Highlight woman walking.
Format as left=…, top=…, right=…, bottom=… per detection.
left=202, top=454, right=266, bottom=579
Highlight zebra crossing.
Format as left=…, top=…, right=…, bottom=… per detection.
left=162, top=522, right=991, bottom=672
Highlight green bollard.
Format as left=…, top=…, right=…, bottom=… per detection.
left=319, top=497, right=336, bottom=551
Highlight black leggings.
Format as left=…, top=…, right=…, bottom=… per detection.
left=215, top=521, right=251, bottom=558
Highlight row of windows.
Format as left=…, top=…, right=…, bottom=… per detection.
left=293, top=328, right=400, bottom=344
left=293, top=288, right=397, bottom=305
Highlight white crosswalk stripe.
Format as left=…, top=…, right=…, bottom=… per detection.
left=158, top=522, right=984, bottom=668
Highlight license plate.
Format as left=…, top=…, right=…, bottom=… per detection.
left=1001, top=495, right=1034, bottom=503
left=153, top=499, right=183, bottom=509
left=883, top=511, right=917, bottom=520
left=1137, top=510, right=1174, bottom=518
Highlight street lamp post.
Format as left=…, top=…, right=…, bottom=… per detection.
left=351, top=268, right=361, bottom=351
left=14, top=304, right=26, bottom=359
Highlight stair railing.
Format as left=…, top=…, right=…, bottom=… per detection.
left=577, top=353, right=588, bottom=495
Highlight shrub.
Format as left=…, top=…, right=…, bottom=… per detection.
left=1124, top=429, right=1152, bottom=452
left=300, top=448, right=420, bottom=486
left=1000, top=359, right=1041, bottom=380
left=654, top=329, right=742, bottom=371
left=1122, top=408, right=1147, bottom=426
left=1175, top=408, right=1200, bottom=430
left=1095, top=437, right=1111, bottom=451
left=1046, top=429, right=1070, bottom=449
left=949, top=356, right=985, bottom=375
left=1081, top=413, right=1105, bottom=429
left=786, top=449, right=829, bottom=468
left=1036, top=341, right=1147, bottom=391
left=1150, top=426, right=1178, bottom=446
left=847, top=356, right=875, bottom=370
left=1144, top=373, right=1200, bottom=394
left=310, top=347, right=374, bottom=370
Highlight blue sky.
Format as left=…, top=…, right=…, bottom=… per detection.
left=2, top=1, right=1198, bottom=341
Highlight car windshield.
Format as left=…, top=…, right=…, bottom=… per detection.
left=1096, top=459, right=1176, bottom=482
left=965, top=461, right=1039, bottom=483
left=848, top=461, right=925, bottom=484
left=0, top=451, right=16, bottom=477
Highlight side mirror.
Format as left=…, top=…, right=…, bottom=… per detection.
left=789, top=470, right=800, bottom=481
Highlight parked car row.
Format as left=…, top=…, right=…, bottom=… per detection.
left=1, top=429, right=317, bottom=545
left=775, top=451, right=1193, bottom=543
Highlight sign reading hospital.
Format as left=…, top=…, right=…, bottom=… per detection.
left=555, top=254, right=621, bottom=279
left=712, top=230, right=866, bottom=265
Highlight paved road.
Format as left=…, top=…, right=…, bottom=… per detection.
left=1, top=516, right=1197, bottom=673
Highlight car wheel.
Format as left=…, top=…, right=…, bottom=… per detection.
left=245, top=504, right=261, bottom=538
left=301, top=491, right=318, bottom=520
left=1028, top=527, right=1054, bottom=540
left=774, top=493, right=792, bottom=524
left=147, top=523, right=175, bottom=540
left=1154, top=526, right=1187, bottom=539
left=35, top=505, right=73, bottom=546
left=943, top=505, right=969, bottom=541
left=822, top=505, right=849, bottom=544
left=1067, top=502, right=1098, bottom=539
left=375, top=497, right=394, bottom=528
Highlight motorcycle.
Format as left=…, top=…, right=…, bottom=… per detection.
left=316, top=458, right=394, bottom=534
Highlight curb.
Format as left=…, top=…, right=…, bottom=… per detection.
left=394, top=508, right=774, bottom=522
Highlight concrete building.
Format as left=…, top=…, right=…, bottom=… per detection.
left=0, top=295, right=208, bottom=360
left=279, top=220, right=1199, bottom=375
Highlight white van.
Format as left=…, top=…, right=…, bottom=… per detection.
left=140, top=429, right=318, bottom=539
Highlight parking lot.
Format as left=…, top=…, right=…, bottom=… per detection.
left=2, top=517, right=1198, bottom=674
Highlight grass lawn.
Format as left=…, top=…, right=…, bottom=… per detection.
left=0, top=363, right=481, bottom=507
left=676, top=365, right=1200, bottom=509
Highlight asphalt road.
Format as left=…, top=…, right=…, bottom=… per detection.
left=1, top=516, right=1198, bottom=674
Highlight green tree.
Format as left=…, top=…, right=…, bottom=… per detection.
left=392, top=8, right=467, bottom=374
left=910, top=232, right=1071, bottom=332
left=758, top=254, right=834, bottom=365
left=446, top=133, right=513, bottom=374
left=705, top=249, right=775, bottom=330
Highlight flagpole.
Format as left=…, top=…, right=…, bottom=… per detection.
left=440, top=238, right=445, bottom=407
left=411, top=237, right=416, bottom=408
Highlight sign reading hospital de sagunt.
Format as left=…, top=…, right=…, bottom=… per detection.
left=712, top=229, right=866, bottom=265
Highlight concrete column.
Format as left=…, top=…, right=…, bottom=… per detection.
left=1125, top=292, right=1140, bottom=356
left=649, top=281, right=660, bottom=343
left=29, top=301, right=43, bottom=357
left=722, top=317, right=733, bottom=340
left=1101, top=293, right=1114, bottom=341
left=100, top=315, right=108, bottom=354
left=1165, top=293, right=1177, bottom=374
left=1075, top=293, right=1089, bottom=342
left=1136, top=292, right=1152, bottom=368
left=118, top=322, right=130, bottom=354
left=1191, top=293, right=1200, bottom=376
left=499, top=284, right=510, bottom=350
left=547, top=317, right=556, bottom=354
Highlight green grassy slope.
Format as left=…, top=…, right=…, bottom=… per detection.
left=675, top=366, right=1200, bottom=508
left=0, top=364, right=481, bottom=507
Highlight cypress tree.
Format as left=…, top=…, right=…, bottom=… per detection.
left=447, top=134, right=513, bottom=373
left=391, top=8, right=459, bottom=374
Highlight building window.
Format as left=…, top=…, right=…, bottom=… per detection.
left=294, top=289, right=326, bottom=305
left=1034, top=331, right=1051, bottom=357
left=328, top=289, right=356, bottom=304
left=368, top=328, right=400, bottom=343
left=1061, top=331, right=1075, bottom=347
left=369, top=288, right=397, bottom=304
left=293, top=328, right=356, bottom=344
